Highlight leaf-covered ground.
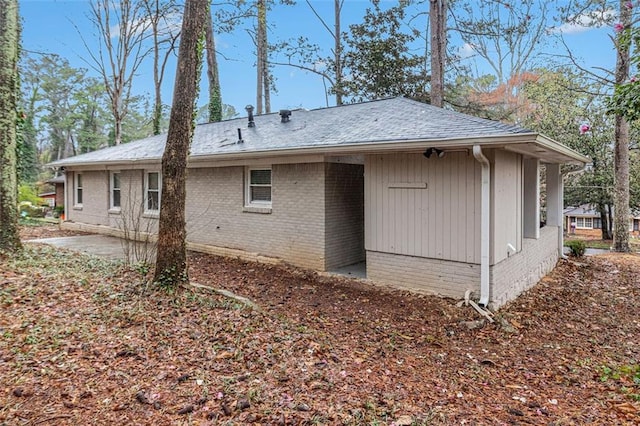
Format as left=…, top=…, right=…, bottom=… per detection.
left=1, top=226, right=639, bottom=425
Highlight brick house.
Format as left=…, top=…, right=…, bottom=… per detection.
left=49, top=97, right=588, bottom=308
left=42, top=175, right=65, bottom=208
left=564, top=204, right=640, bottom=238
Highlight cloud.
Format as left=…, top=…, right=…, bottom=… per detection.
left=458, top=43, right=475, bottom=59
left=549, top=9, right=617, bottom=34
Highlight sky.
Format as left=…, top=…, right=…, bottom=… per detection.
left=19, top=0, right=621, bottom=119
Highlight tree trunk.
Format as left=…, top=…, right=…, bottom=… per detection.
left=598, top=203, right=611, bottom=240
left=429, top=0, right=446, bottom=107
left=205, top=10, right=222, bottom=122
left=152, top=0, right=162, bottom=135
left=0, top=0, right=21, bottom=253
left=153, top=0, right=208, bottom=286
left=256, top=0, right=266, bottom=114
left=613, top=0, right=631, bottom=252
left=334, top=0, right=343, bottom=106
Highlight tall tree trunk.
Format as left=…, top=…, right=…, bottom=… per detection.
left=152, top=0, right=162, bottom=135
left=0, top=0, right=21, bottom=253
left=256, top=0, right=266, bottom=114
left=334, top=0, right=343, bottom=106
left=598, top=203, right=611, bottom=240
left=429, top=0, right=446, bottom=107
left=205, top=10, right=222, bottom=122
left=153, top=0, right=207, bottom=286
left=613, top=0, right=631, bottom=252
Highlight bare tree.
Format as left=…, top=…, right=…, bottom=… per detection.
left=153, top=0, right=208, bottom=287
left=451, top=0, right=550, bottom=84
left=142, top=0, right=181, bottom=135
left=0, top=0, right=21, bottom=253
left=82, top=0, right=150, bottom=145
left=429, top=0, right=446, bottom=107
left=272, top=0, right=344, bottom=106
left=205, top=9, right=222, bottom=122
left=256, top=0, right=270, bottom=114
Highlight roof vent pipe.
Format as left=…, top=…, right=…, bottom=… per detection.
left=237, top=128, right=243, bottom=144
left=245, top=105, right=255, bottom=128
left=279, top=109, right=291, bottom=123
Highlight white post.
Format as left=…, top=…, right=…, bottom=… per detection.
left=546, top=163, right=563, bottom=256
left=523, top=159, right=540, bottom=239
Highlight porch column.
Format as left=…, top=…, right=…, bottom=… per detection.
left=546, top=163, right=563, bottom=256
left=523, top=158, right=540, bottom=239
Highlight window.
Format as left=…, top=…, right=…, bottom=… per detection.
left=110, top=172, right=121, bottom=210
left=634, top=220, right=639, bottom=232
left=593, top=218, right=601, bottom=229
left=145, top=171, right=161, bottom=212
left=75, top=173, right=83, bottom=206
left=576, top=217, right=592, bottom=229
left=246, top=168, right=271, bottom=206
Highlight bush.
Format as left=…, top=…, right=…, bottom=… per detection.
left=18, top=184, right=46, bottom=206
left=566, top=240, right=586, bottom=257
left=19, top=201, right=46, bottom=218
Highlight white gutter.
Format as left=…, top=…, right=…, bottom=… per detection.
left=472, top=145, right=490, bottom=307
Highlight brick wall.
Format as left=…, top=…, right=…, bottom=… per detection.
left=490, top=225, right=559, bottom=308
left=366, top=251, right=480, bottom=298
left=185, top=163, right=327, bottom=270
left=324, top=163, right=365, bottom=270
left=67, top=170, right=110, bottom=226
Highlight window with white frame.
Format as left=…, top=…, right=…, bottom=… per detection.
left=75, top=173, right=83, bottom=206
left=145, top=171, right=161, bottom=212
left=110, top=172, right=121, bottom=210
left=576, top=217, right=593, bottom=229
left=246, top=167, right=272, bottom=206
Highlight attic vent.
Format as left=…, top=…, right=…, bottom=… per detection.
left=279, top=109, right=291, bottom=123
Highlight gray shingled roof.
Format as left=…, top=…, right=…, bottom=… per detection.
left=48, top=97, right=577, bottom=167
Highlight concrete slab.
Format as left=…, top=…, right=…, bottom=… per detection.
left=26, top=235, right=143, bottom=261
left=330, top=261, right=367, bottom=279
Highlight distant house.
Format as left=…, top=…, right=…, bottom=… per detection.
left=48, top=97, right=588, bottom=309
left=564, top=204, right=640, bottom=238
left=44, top=175, right=65, bottom=208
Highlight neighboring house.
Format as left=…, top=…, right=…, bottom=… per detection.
left=44, top=175, right=65, bottom=208
left=634, top=210, right=640, bottom=237
left=37, top=192, right=56, bottom=208
left=563, top=205, right=604, bottom=238
left=564, top=204, right=640, bottom=238
left=48, top=97, right=588, bottom=309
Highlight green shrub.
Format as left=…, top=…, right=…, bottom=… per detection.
left=18, top=184, right=46, bottom=206
left=19, top=201, right=46, bottom=218
left=566, top=240, right=586, bottom=257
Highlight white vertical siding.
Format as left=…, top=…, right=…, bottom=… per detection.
left=491, top=150, right=523, bottom=264
left=365, top=152, right=480, bottom=264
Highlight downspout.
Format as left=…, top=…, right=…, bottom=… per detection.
left=472, top=145, right=490, bottom=307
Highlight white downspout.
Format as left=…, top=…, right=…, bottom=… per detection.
left=472, top=145, right=490, bottom=307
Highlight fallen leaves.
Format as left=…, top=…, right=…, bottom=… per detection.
left=1, top=227, right=640, bottom=425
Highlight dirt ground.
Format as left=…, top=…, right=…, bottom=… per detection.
left=1, top=225, right=639, bottom=425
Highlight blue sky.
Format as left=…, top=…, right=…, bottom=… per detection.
left=20, top=0, right=619, bottom=117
